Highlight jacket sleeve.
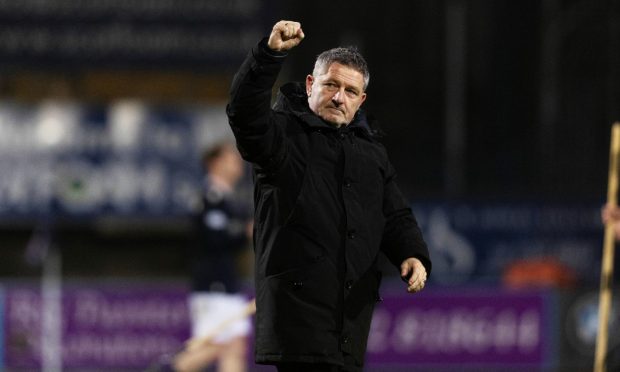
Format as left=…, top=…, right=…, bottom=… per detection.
left=380, top=161, right=432, bottom=276
left=226, top=38, right=288, bottom=170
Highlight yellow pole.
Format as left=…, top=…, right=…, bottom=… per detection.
left=594, top=122, right=620, bottom=372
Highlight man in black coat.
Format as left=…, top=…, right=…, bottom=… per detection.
left=227, top=20, right=432, bottom=372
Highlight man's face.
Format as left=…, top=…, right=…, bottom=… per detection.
left=209, top=145, right=244, bottom=186
left=306, top=62, right=367, bottom=126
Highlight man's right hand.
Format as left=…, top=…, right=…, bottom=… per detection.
left=267, top=20, right=304, bottom=52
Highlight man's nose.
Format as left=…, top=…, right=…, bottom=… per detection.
left=332, top=90, right=344, bottom=104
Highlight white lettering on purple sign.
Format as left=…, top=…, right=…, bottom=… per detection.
left=368, top=305, right=541, bottom=356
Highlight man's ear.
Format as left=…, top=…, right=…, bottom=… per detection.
left=305, top=75, right=314, bottom=96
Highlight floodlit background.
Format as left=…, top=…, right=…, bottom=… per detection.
left=1, top=0, right=619, bottom=371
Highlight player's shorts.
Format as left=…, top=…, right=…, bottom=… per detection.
left=189, top=292, right=252, bottom=344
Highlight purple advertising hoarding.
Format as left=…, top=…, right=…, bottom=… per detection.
left=0, top=288, right=4, bottom=369
left=3, top=283, right=191, bottom=369
left=366, top=288, right=554, bottom=368
left=1, top=283, right=555, bottom=370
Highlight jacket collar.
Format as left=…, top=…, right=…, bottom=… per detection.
left=273, top=82, right=376, bottom=139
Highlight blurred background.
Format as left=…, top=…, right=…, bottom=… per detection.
left=1, top=0, right=619, bottom=371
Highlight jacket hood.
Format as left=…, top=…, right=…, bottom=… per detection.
left=273, top=82, right=379, bottom=138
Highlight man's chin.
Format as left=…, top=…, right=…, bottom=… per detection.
left=321, top=114, right=348, bottom=127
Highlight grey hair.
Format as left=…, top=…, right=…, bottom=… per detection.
left=312, top=46, right=370, bottom=90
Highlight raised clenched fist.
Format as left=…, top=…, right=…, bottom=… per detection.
left=267, top=20, right=305, bottom=52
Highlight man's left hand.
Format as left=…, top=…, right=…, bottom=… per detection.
left=400, top=257, right=427, bottom=293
